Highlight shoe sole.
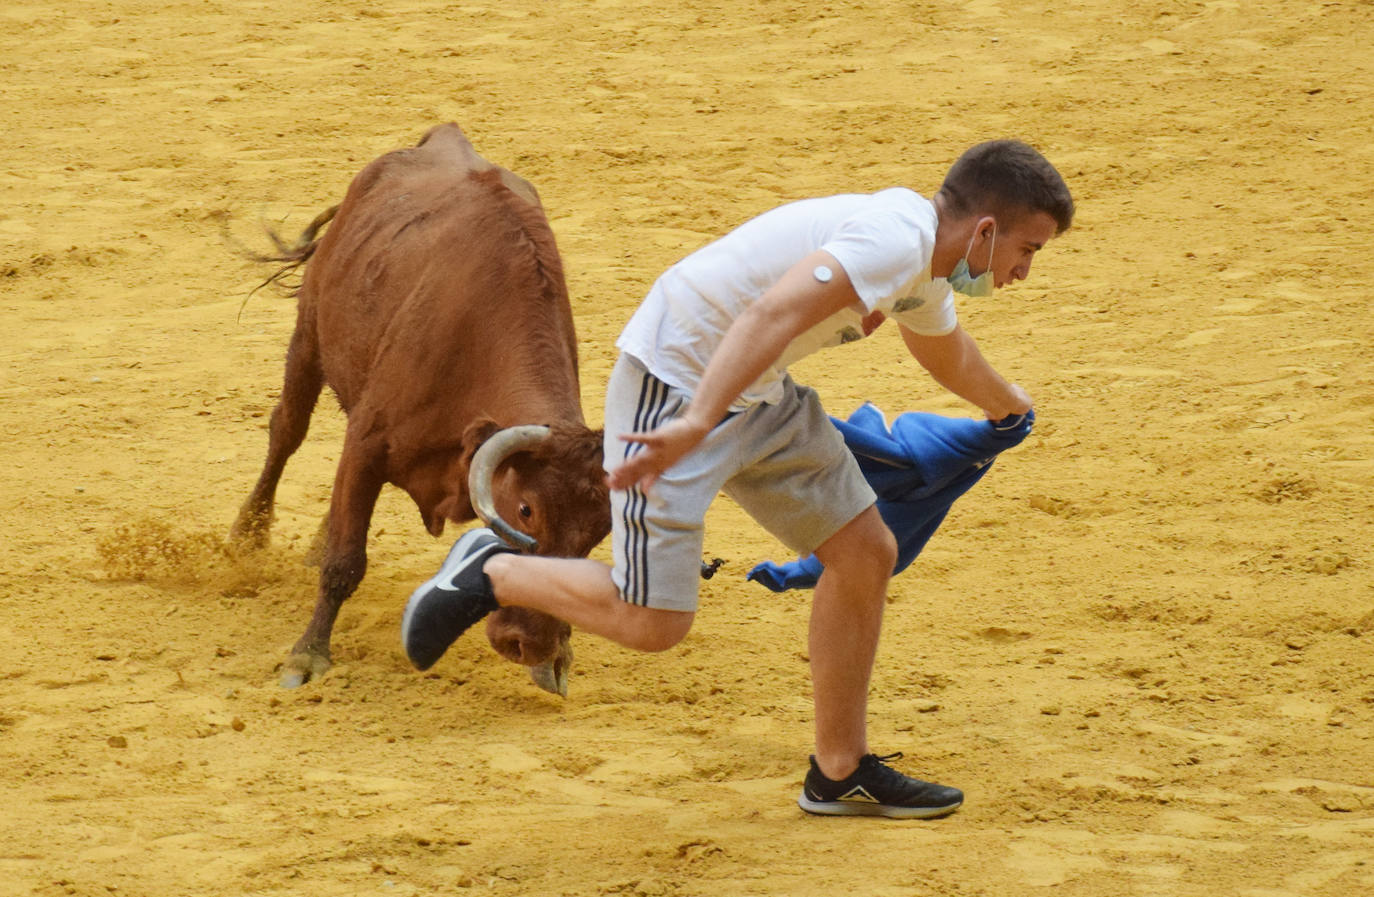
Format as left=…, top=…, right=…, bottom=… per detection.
left=400, top=528, right=496, bottom=666
left=797, top=794, right=963, bottom=819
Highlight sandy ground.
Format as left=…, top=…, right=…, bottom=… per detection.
left=2, top=1, right=1372, bottom=895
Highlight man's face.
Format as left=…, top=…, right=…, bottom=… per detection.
left=972, top=211, right=1059, bottom=288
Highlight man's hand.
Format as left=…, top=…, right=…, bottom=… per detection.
left=606, top=416, right=711, bottom=492
left=995, top=383, right=1034, bottom=420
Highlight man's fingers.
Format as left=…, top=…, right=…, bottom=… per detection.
left=607, top=452, right=654, bottom=489
left=608, top=458, right=643, bottom=485
left=610, top=419, right=702, bottom=492
left=605, top=462, right=659, bottom=492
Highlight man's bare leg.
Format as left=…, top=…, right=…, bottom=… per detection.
left=808, top=505, right=897, bottom=781
left=486, top=554, right=695, bottom=653
left=490, top=504, right=895, bottom=778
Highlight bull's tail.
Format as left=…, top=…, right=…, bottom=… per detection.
left=265, top=204, right=338, bottom=262
left=236, top=205, right=339, bottom=321
left=250, top=204, right=339, bottom=294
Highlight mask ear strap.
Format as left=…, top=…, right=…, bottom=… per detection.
left=966, top=219, right=996, bottom=263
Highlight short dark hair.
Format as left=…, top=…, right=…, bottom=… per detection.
left=939, top=140, right=1074, bottom=234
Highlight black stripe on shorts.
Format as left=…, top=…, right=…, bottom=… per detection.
left=620, top=370, right=671, bottom=606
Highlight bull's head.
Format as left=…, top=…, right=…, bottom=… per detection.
left=467, top=422, right=609, bottom=558
left=465, top=421, right=609, bottom=696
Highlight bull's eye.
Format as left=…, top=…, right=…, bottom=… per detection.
left=519, top=503, right=532, bottom=519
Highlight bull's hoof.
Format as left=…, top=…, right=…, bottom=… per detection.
left=229, top=511, right=271, bottom=551
left=528, top=641, right=573, bottom=697
left=279, top=651, right=331, bottom=688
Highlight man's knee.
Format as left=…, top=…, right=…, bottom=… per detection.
left=846, top=528, right=897, bottom=576
left=871, top=524, right=898, bottom=570
left=620, top=605, right=695, bottom=652
left=816, top=508, right=897, bottom=573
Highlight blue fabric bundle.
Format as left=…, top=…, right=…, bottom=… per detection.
left=746, top=404, right=1034, bottom=592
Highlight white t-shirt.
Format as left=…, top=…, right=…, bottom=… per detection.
left=616, top=188, right=956, bottom=410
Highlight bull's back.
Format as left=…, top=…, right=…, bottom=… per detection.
left=301, top=125, right=576, bottom=417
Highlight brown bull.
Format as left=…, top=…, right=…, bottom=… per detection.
left=232, top=123, right=610, bottom=692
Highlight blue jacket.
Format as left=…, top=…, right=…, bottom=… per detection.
left=746, top=404, right=1034, bottom=592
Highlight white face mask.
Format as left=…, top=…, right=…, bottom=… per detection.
left=946, top=225, right=997, bottom=297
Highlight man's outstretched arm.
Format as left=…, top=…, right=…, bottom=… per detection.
left=900, top=323, right=1032, bottom=421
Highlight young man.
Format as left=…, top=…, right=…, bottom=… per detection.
left=403, top=140, right=1074, bottom=818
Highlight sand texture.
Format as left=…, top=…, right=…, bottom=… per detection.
left=2, top=1, right=1372, bottom=895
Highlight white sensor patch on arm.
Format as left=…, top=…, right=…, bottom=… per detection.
left=812, top=265, right=833, bottom=283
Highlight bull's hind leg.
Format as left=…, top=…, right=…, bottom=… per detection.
left=231, top=325, right=324, bottom=548
left=280, top=430, right=385, bottom=687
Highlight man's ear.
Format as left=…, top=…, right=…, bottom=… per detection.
left=975, top=215, right=998, bottom=242
left=460, top=417, right=502, bottom=469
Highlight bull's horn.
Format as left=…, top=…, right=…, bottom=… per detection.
left=467, top=424, right=549, bottom=552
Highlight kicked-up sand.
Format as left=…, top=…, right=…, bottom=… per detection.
left=1, top=1, right=1371, bottom=895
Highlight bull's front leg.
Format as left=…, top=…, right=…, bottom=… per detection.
left=280, top=437, right=384, bottom=688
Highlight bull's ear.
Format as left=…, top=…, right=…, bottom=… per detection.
left=460, top=417, right=502, bottom=468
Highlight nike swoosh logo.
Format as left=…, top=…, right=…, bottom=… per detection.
left=438, top=541, right=488, bottom=590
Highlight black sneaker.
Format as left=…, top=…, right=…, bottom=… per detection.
left=798, top=752, right=963, bottom=819
left=401, top=528, right=514, bottom=671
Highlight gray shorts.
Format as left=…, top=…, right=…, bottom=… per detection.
left=604, top=353, right=876, bottom=612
